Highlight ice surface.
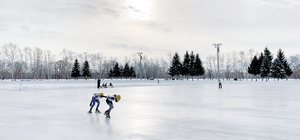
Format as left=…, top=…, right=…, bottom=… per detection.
left=1, top=79, right=300, bottom=140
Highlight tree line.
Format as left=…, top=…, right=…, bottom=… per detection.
left=71, top=59, right=92, bottom=80
left=70, top=59, right=136, bottom=80
left=168, top=51, right=205, bottom=80
left=1, top=42, right=300, bottom=81
left=108, top=62, right=136, bottom=80
left=0, top=43, right=169, bottom=80
left=248, top=48, right=293, bottom=81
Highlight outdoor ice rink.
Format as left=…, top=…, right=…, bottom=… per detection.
left=0, top=79, right=300, bottom=140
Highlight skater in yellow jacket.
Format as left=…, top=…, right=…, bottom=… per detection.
left=101, top=94, right=121, bottom=118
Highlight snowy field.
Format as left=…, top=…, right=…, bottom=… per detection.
left=1, top=79, right=300, bottom=140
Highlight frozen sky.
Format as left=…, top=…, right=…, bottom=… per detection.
left=1, top=0, right=300, bottom=61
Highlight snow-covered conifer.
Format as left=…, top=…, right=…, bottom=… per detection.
left=181, top=51, right=190, bottom=80
left=195, top=53, right=205, bottom=79
left=71, top=59, right=80, bottom=79
left=82, top=60, right=91, bottom=80
left=260, top=56, right=270, bottom=81
left=271, top=58, right=286, bottom=80
left=248, top=55, right=260, bottom=81
left=168, top=52, right=181, bottom=79
left=277, top=49, right=293, bottom=79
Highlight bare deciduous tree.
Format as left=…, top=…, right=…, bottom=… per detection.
left=206, top=55, right=214, bottom=80
left=44, top=50, right=55, bottom=80
left=33, top=47, right=43, bottom=79
left=1, top=43, right=19, bottom=80
left=24, top=47, right=34, bottom=79
left=290, top=55, right=300, bottom=79
left=60, top=49, right=74, bottom=79
left=160, top=57, right=169, bottom=79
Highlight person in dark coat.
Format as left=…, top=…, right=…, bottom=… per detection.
left=97, top=79, right=101, bottom=88
left=109, top=83, right=114, bottom=88
left=218, top=79, right=222, bottom=89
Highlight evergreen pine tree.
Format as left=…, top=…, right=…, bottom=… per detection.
left=168, top=52, right=181, bottom=79
left=168, top=66, right=176, bottom=79
left=189, top=51, right=196, bottom=80
left=248, top=56, right=260, bottom=81
left=277, top=49, right=285, bottom=62
left=277, top=49, right=293, bottom=79
left=260, top=56, right=270, bottom=81
left=82, top=60, right=91, bottom=80
left=194, top=53, right=205, bottom=79
left=257, top=53, right=264, bottom=80
left=258, top=53, right=264, bottom=69
left=181, top=51, right=190, bottom=80
left=123, top=63, right=130, bottom=79
left=112, top=62, right=121, bottom=79
left=270, top=58, right=285, bottom=80
left=108, top=69, right=113, bottom=79
left=284, top=62, right=293, bottom=78
left=263, top=47, right=273, bottom=78
left=248, top=57, right=255, bottom=74
left=254, top=56, right=261, bottom=78
left=71, top=59, right=80, bottom=79
left=264, top=47, right=273, bottom=62
left=129, top=66, right=136, bottom=79
left=119, top=65, right=124, bottom=80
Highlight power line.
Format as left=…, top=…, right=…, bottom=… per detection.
left=137, top=52, right=143, bottom=80
left=213, top=43, right=222, bottom=81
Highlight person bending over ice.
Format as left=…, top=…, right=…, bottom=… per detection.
left=109, top=83, right=114, bottom=88
left=88, top=93, right=104, bottom=113
left=102, top=94, right=121, bottom=118
left=218, top=79, right=222, bottom=89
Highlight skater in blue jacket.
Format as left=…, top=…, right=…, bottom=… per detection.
left=102, top=94, right=121, bottom=118
left=88, top=93, right=104, bottom=113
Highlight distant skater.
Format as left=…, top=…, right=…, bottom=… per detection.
left=218, top=80, right=222, bottom=89
left=102, top=94, right=121, bottom=118
left=109, top=83, right=114, bottom=88
left=88, top=93, right=103, bottom=113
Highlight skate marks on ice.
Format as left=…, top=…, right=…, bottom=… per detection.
left=1, top=80, right=300, bottom=139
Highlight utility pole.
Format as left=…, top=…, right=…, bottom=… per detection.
left=213, top=43, right=222, bottom=81
left=137, top=52, right=143, bottom=80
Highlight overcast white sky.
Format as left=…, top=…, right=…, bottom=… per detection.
left=1, top=0, right=300, bottom=61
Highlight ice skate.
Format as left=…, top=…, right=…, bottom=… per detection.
left=104, top=110, right=108, bottom=115
left=95, top=109, right=101, bottom=113
left=106, top=112, right=110, bottom=118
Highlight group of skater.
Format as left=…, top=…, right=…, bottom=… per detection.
left=88, top=92, right=121, bottom=118
left=97, top=79, right=114, bottom=88
left=101, top=83, right=114, bottom=88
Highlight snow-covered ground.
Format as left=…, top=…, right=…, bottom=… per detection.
left=1, top=79, right=300, bottom=140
